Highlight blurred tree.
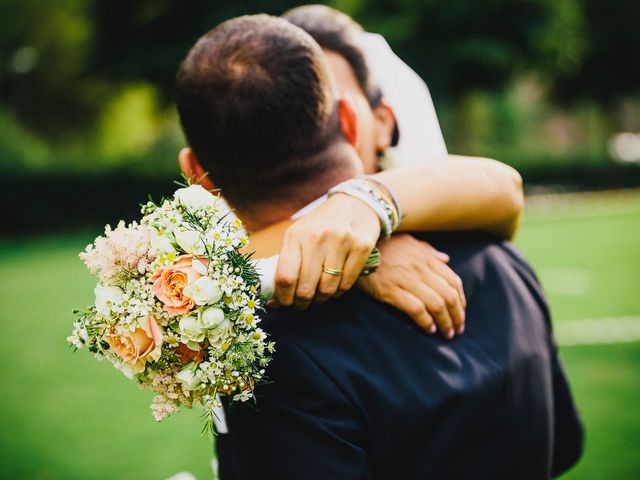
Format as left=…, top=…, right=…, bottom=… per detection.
left=0, top=0, right=100, bottom=138
left=552, top=0, right=640, bottom=104
left=87, top=0, right=575, bottom=104
left=86, top=0, right=300, bottom=106
left=0, top=0, right=637, bottom=140
left=339, top=0, right=565, bottom=101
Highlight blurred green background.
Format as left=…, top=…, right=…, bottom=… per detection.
left=1, top=0, right=639, bottom=478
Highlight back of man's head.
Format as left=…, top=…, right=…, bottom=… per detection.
left=176, top=15, right=353, bottom=214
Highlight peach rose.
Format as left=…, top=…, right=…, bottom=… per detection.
left=107, top=315, right=163, bottom=375
left=152, top=255, right=207, bottom=316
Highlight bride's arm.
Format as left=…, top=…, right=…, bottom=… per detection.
left=246, top=154, right=523, bottom=260
left=376, top=155, right=523, bottom=240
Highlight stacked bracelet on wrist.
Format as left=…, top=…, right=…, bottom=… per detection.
left=359, top=175, right=403, bottom=231
left=328, top=177, right=401, bottom=242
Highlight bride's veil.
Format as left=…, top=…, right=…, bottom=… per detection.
left=362, top=33, right=448, bottom=167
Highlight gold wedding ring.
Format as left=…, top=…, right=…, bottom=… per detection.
left=322, top=266, right=344, bottom=277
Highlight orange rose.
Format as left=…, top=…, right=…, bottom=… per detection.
left=107, top=315, right=163, bottom=375
left=152, top=255, right=207, bottom=316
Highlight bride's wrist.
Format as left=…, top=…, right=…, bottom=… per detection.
left=325, top=193, right=381, bottom=238
left=327, top=177, right=400, bottom=241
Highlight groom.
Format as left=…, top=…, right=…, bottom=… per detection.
left=175, top=15, right=583, bottom=479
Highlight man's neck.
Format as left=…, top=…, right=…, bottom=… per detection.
left=239, top=147, right=362, bottom=232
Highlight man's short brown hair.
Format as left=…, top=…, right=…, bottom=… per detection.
left=176, top=15, right=345, bottom=212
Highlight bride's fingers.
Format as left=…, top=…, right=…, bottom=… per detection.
left=293, top=242, right=326, bottom=310
left=338, top=243, right=373, bottom=294
left=274, top=235, right=302, bottom=307
left=315, top=248, right=349, bottom=303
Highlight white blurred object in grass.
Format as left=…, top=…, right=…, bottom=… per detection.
left=557, top=316, right=640, bottom=346
left=608, top=132, right=640, bottom=163
left=539, top=267, right=593, bottom=296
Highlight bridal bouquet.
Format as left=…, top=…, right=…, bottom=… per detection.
left=67, top=184, right=274, bottom=429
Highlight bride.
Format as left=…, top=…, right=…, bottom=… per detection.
left=179, top=5, right=523, bottom=341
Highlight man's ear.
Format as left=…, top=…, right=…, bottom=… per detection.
left=373, top=100, right=397, bottom=151
left=178, top=147, right=216, bottom=190
left=338, top=95, right=358, bottom=148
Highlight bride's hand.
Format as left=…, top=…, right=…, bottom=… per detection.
left=274, top=193, right=381, bottom=309
left=357, top=234, right=466, bottom=339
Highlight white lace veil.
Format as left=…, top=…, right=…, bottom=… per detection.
left=361, top=32, right=448, bottom=167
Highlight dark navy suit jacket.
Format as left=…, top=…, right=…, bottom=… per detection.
left=217, top=234, right=583, bottom=479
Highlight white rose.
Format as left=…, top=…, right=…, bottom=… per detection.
left=174, top=229, right=206, bottom=255
left=201, top=306, right=226, bottom=329
left=183, top=277, right=223, bottom=306
left=206, top=318, right=234, bottom=345
left=94, top=284, right=124, bottom=317
left=149, top=232, right=176, bottom=256
left=175, top=368, right=202, bottom=390
left=178, top=315, right=205, bottom=349
left=174, top=185, right=216, bottom=211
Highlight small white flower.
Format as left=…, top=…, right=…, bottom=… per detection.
left=233, top=390, right=252, bottom=402
left=94, top=284, right=125, bottom=317
left=174, top=229, right=206, bottom=255
left=66, top=333, right=83, bottom=349
left=183, top=277, right=223, bottom=306
left=165, top=331, right=180, bottom=346
left=251, top=329, right=267, bottom=342
left=174, top=185, right=217, bottom=211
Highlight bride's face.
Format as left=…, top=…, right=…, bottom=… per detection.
left=323, top=49, right=396, bottom=174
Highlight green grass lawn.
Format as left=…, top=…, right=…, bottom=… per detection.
left=1, top=194, right=638, bottom=479
left=515, top=195, right=640, bottom=480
